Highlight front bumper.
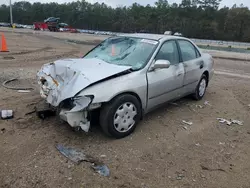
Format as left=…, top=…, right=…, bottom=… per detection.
left=39, top=82, right=93, bottom=132
left=59, top=109, right=90, bottom=132
left=56, top=96, right=93, bottom=132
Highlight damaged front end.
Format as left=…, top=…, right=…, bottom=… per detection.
left=39, top=84, right=95, bottom=132
left=58, top=96, right=94, bottom=132
left=37, top=58, right=132, bottom=132
left=37, top=61, right=98, bottom=132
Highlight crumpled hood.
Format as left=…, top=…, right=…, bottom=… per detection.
left=37, top=58, right=132, bottom=106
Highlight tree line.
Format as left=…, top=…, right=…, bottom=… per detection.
left=0, top=0, right=250, bottom=42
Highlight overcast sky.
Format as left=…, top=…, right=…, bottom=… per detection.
left=7, top=0, right=250, bottom=8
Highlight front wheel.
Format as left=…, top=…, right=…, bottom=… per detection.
left=193, top=74, right=207, bottom=100
left=99, top=94, right=141, bottom=139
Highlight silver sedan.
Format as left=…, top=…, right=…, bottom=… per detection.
left=37, top=34, right=214, bottom=138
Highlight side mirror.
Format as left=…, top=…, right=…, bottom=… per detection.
left=152, top=59, right=171, bottom=70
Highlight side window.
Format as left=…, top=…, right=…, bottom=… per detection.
left=178, top=40, right=199, bottom=61
left=155, top=41, right=179, bottom=65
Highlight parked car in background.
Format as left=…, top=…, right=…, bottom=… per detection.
left=13, top=23, right=25, bottom=28
left=0, top=22, right=11, bottom=27
left=164, top=31, right=173, bottom=35
left=174, top=32, right=182, bottom=36
left=37, top=34, right=214, bottom=138
left=44, top=17, right=60, bottom=23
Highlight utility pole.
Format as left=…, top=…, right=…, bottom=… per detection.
left=10, top=0, right=13, bottom=25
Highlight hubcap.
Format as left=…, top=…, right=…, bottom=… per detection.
left=199, top=78, right=206, bottom=97
left=113, top=102, right=137, bottom=133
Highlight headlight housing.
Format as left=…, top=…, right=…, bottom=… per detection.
left=70, top=95, right=93, bottom=112
left=60, top=95, right=101, bottom=112
left=76, top=95, right=102, bottom=110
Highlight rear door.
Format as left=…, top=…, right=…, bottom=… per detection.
left=147, top=40, right=185, bottom=110
left=177, top=40, right=204, bottom=93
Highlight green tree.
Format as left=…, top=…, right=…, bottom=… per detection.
left=1, top=0, right=250, bottom=42
left=197, top=0, right=222, bottom=9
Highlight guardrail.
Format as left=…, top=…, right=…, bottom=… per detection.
left=191, top=38, right=250, bottom=48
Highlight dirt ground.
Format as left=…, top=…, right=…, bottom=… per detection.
left=1, top=28, right=250, bottom=188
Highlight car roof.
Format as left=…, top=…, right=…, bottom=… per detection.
left=119, top=33, right=186, bottom=41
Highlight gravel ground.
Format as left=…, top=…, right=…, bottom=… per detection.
left=1, top=28, right=250, bottom=188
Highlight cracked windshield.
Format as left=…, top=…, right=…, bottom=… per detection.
left=84, top=37, right=158, bottom=70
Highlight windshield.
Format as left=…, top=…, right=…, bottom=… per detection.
left=84, top=37, right=158, bottom=70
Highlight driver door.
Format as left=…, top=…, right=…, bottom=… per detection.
left=147, top=40, right=185, bottom=111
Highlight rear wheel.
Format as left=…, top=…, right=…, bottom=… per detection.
left=193, top=74, right=207, bottom=100
left=100, top=94, right=141, bottom=139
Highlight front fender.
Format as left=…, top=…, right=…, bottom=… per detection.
left=77, top=72, right=148, bottom=110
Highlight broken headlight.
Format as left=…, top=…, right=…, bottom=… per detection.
left=82, top=95, right=102, bottom=110
left=74, top=95, right=101, bottom=111
left=61, top=95, right=101, bottom=112
left=70, top=96, right=93, bottom=112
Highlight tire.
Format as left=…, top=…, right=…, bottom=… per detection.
left=99, top=94, right=141, bottom=139
left=193, top=74, right=208, bottom=100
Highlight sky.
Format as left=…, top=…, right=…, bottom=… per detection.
left=5, top=0, right=250, bottom=8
